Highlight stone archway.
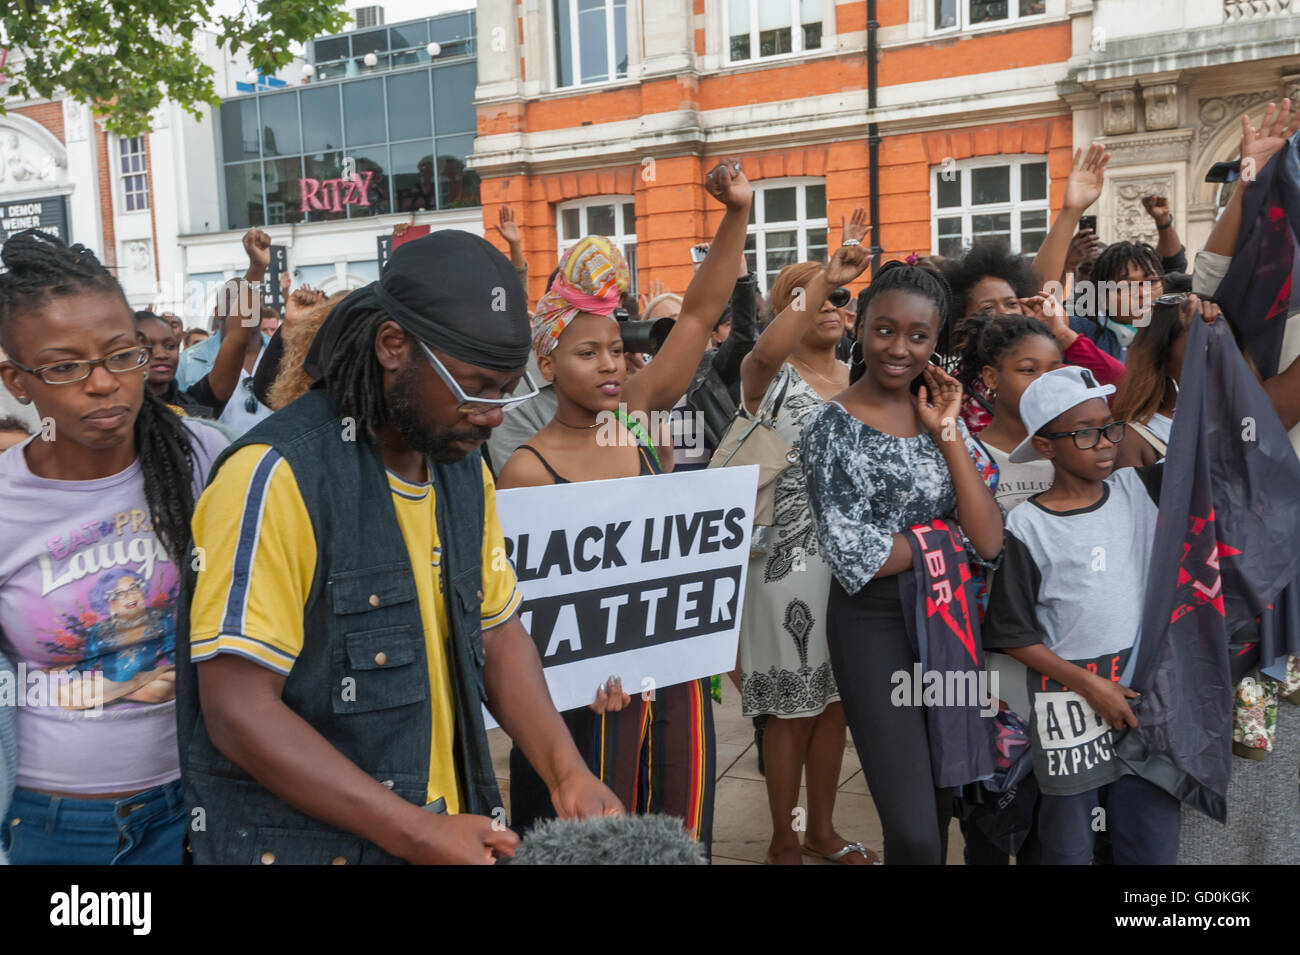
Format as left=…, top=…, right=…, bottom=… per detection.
left=0, top=111, right=72, bottom=196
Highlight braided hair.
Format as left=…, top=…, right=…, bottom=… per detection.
left=953, top=312, right=1056, bottom=398
left=850, top=260, right=952, bottom=383
left=0, top=229, right=198, bottom=565
left=320, top=307, right=389, bottom=443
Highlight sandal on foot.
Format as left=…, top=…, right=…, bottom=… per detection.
left=802, top=841, right=882, bottom=865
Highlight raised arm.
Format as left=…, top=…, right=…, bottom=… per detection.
left=709, top=253, right=758, bottom=386
left=204, top=278, right=258, bottom=403
left=739, top=208, right=870, bottom=414
left=1142, top=193, right=1185, bottom=270
left=624, top=160, right=753, bottom=413
left=1031, top=144, right=1109, bottom=291
left=1204, top=100, right=1300, bottom=258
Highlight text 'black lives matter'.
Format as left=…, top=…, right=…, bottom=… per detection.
left=521, top=566, right=743, bottom=666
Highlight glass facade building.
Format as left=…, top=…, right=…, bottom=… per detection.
left=220, top=12, right=479, bottom=230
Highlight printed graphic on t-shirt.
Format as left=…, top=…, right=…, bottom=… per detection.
left=12, top=508, right=176, bottom=709
left=1027, top=648, right=1131, bottom=795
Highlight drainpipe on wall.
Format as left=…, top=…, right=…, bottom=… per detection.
left=866, top=0, right=881, bottom=275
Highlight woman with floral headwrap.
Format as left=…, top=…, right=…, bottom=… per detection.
left=498, top=159, right=752, bottom=856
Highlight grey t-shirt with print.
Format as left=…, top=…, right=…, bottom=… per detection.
left=984, top=465, right=1161, bottom=796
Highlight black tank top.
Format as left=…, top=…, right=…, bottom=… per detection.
left=516, top=442, right=660, bottom=484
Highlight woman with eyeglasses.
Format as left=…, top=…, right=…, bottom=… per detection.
left=496, top=160, right=752, bottom=857
left=732, top=208, right=882, bottom=866
left=0, top=230, right=230, bottom=864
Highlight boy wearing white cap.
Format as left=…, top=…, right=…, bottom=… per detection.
left=983, top=365, right=1180, bottom=864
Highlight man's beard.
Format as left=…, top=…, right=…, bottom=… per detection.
left=386, top=360, right=491, bottom=464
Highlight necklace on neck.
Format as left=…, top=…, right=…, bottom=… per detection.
left=555, top=414, right=602, bottom=430
left=791, top=356, right=845, bottom=387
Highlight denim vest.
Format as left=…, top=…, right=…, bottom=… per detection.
left=175, top=388, right=500, bottom=864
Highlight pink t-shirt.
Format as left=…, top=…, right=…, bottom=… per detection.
left=0, top=419, right=227, bottom=794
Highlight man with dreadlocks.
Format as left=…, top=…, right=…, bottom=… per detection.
left=177, top=229, right=621, bottom=865
left=0, top=229, right=230, bottom=865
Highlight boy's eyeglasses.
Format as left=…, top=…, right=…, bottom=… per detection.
left=828, top=287, right=851, bottom=309
left=7, top=345, right=151, bottom=385
left=1040, top=420, right=1128, bottom=450
left=416, top=340, right=539, bottom=417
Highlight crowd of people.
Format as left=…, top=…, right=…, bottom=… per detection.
left=0, top=98, right=1298, bottom=866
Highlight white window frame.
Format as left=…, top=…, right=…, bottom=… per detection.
left=929, top=155, right=1050, bottom=257
left=746, top=177, right=828, bottom=291
left=118, top=135, right=149, bottom=214
left=551, top=0, right=629, bottom=90
left=556, top=195, right=638, bottom=291
left=931, top=0, right=1049, bottom=36
left=724, top=0, right=825, bottom=66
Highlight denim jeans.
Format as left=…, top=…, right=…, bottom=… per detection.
left=1, top=779, right=186, bottom=865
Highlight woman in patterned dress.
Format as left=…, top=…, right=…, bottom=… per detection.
left=737, top=209, right=879, bottom=865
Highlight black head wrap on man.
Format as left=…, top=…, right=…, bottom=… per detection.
left=305, top=229, right=531, bottom=378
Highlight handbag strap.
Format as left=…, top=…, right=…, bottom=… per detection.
left=756, top=364, right=793, bottom=423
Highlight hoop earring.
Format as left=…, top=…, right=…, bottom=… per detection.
left=849, top=340, right=863, bottom=365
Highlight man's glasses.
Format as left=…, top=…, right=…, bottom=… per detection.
left=416, top=340, right=540, bottom=417
left=7, top=345, right=150, bottom=385
left=1040, top=421, right=1128, bottom=450
left=828, top=287, right=851, bottom=309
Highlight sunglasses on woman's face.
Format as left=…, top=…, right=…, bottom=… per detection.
left=828, top=287, right=851, bottom=309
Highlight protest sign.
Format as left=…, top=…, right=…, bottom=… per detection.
left=486, top=466, right=758, bottom=727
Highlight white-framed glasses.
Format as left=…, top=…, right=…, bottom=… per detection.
left=415, top=339, right=539, bottom=416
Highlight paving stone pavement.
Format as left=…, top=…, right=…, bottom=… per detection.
left=488, top=686, right=967, bottom=865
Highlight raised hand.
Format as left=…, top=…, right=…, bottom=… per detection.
left=1141, top=193, right=1171, bottom=226
left=1241, top=99, right=1300, bottom=183
left=824, top=240, right=871, bottom=288
left=284, top=284, right=324, bottom=327
left=914, top=364, right=964, bottom=441
left=704, top=158, right=753, bottom=212
left=1062, top=143, right=1110, bottom=214
left=1064, top=228, right=1103, bottom=274
left=495, top=205, right=522, bottom=246
left=241, top=227, right=272, bottom=277
left=841, top=206, right=869, bottom=245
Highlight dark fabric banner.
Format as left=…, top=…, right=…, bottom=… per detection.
left=1212, top=130, right=1300, bottom=379
left=900, top=520, right=996, bottom=790
left=1116, top=317, right=1300, bottom=820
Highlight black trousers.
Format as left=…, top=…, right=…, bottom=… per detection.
left=826, top=575, right=955, bottom=864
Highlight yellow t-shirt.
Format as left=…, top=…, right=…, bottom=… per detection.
left=189, top=445, right=521, bottom=813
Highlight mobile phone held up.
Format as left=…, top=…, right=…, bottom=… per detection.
left=689, top=244, right=709, bottom=265
left=1078, top=215, right=1097, bottom=234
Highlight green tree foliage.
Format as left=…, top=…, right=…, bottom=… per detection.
left=0, top=0, right=350, bottom=135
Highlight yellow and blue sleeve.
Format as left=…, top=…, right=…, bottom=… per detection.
left=479, top=459, right=522, bottom=629
left=189, top=444, right=318, bottom=675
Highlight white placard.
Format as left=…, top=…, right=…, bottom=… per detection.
left=484, top=465, right=759, bottom=728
